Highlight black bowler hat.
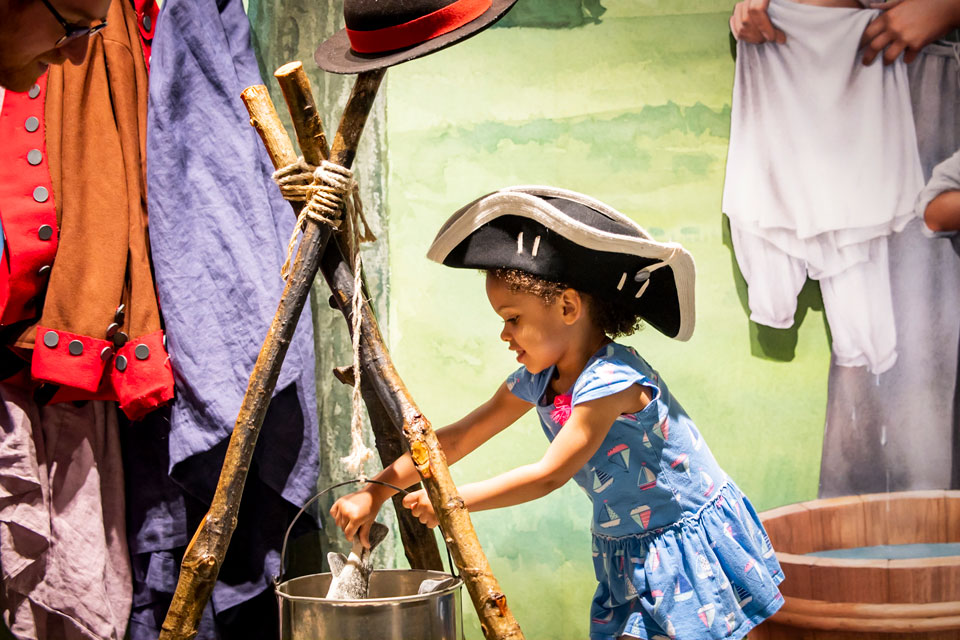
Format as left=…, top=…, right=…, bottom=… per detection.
left=427, top=186, right=697, bottom=341
left=315, top=0, right=518, bottom=74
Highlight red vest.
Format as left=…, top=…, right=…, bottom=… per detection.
left=0, top=0, right=173, bottom=420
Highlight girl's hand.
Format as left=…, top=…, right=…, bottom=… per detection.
left=402, top=489, right=438, bottom=528
left=329, top=487, right=386, bottom=548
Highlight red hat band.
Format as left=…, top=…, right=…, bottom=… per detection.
left=345, top=0, right=492, bottom=54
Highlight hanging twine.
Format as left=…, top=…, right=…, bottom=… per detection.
left=273, top=156, right=378, bottom=474
left=340, top=248, right=375, bottom=475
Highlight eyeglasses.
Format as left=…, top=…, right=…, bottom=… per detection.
left=38, top=0, right=108, bottom=47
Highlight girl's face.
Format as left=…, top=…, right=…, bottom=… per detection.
left=485, top=273, right=574, bottom=374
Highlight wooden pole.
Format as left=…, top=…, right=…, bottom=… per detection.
left=158, top=71, right=383, bottom=640
left=274, top=61, right=443, bottom=572
left=248, top=67, right=525, bottom=640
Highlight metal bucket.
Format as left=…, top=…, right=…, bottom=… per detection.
left=276, top=479, right=463, bottom=640
left=277, top=568, right=463, bottom=640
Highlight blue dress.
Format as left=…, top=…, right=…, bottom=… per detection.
left=506, top=343, right=783, bottom=640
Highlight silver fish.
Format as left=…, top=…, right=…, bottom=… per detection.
left=417, top=576, right=459, bottom=595
left=325, top=522, right=389, bottom=600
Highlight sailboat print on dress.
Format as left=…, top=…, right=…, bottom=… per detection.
left=718, top=570, right=730, bottom=590
left=599, top=501, right=621, bottom=528
left=688, top=423, right=703, bottom=451
left=733, top=582, right=753, bottom=608
left=642, top=432, right=652, bottom=449
left=650, top=588, right=664, bottom=615
left=723, top=521, right=736, bottom=541
left=696, top=553, right=714, bottom=579
left=757, top=528, right=775, bottom=559
left=670, top=453, right=690, bottom=475
left=744, top=554, right=765, bottom=583
left=724, top=611, right=737, bottom=633
left=653, top=417, right=670, bottom=441
left=700, top=470, right=715, bottom=497
left=674, top=573, right=694, bottom=602
left=630, top=504, right=652, bottom=528
left=592, top=538, right=600, bottom=558
left=614, top=548, right=626, bottom=577
left=744, top=508, right=758, bottom=538
left=607, top=443, right=630, bottom=472
left=698, top=603, right=716, bottom=628
left=665, top=617, right=677, bottom=639
left=648, top=546, right=661, bottom=572
left=593, top=468, right=614, bottom=493
left=638, top=463, right=657, bottom=490
left=591, top=607, right=615, bottom=625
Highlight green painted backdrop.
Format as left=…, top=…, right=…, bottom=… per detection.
left=381, top=2, right=829, bottom=637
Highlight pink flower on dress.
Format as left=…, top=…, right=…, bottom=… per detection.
left=551, top=394, right=573, bottom=425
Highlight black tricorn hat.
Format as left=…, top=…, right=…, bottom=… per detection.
left=316, top=0, right=517, bottom=74
left=427, top=186, right=697, bottom=341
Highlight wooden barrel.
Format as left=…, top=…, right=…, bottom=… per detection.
left=753, top=490, right=960, bottom=640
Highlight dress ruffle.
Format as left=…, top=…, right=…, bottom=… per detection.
left=590, top=482, right=783, bottom=640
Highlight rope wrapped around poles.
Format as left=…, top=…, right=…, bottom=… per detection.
left=273, top=157, right=377, bottom=474
left=273, top=158, right=377, bottom=280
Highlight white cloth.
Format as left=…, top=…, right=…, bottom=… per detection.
left=731, top=224, right=897, bottom=372
left=722, top=0, right=923, bottom=274
left=722, top=0, right=925, bottom=373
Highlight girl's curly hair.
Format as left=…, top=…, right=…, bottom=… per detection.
left=489, top=268, right=643, bottom=338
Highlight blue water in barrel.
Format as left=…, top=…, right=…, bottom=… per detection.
left=806, top=543, right=960, bottom=560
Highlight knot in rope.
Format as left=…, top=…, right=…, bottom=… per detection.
left=273, top=158, right=376, bottom=281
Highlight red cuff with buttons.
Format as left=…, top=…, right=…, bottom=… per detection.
left=109, top=329, right=174, bottom=421
left=32, top=326, right=110, bottom=392
left=33, top=327, right=174, bottom=420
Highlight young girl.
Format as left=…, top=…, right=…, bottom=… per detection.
left=330, top=186, right=784, bottom=640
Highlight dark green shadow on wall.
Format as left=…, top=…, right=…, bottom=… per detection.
left=494, top=0, right=606, bottom=29
left=721, top=214, right=830, bottom=362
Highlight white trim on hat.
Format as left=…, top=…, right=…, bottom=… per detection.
left=427, top=185, right=697, bottom=341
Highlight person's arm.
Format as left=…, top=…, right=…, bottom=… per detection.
left=915, top=148, right=960, bottom=233
left=924, top=191, right=960, bottom=232
left=329, top=381, right=532, bottom=546
left=403, top=385, right=651, bottom=526
left=861, top=0, right=960, bottom=65
left=730, top=0, right=787, bottom=44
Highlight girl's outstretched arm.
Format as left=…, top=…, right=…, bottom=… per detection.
left=330, top=382, right=532, bottom=546
left=403, top=385, right=650, bottom=527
